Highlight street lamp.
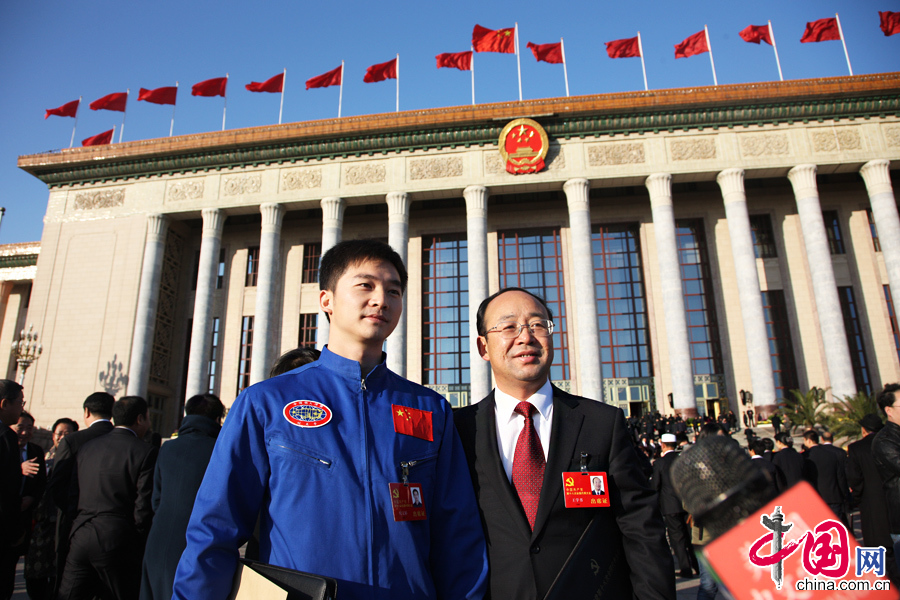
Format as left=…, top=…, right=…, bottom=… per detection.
left=12, top=324, right=43, bottom=386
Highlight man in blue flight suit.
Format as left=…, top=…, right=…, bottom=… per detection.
left=173, top=239, right=488, bottom=600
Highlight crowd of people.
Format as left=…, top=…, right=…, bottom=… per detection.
left=0, top=238, right=897, bottom=600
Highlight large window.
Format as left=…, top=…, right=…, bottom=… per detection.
left=823, top=210, right=846, bottom=255
left=838, top=286, right=872, bottom=395
left=749, top=214, right=778, bottom=259
left=299, top=313, right=318, bottom=348
left=422, top=235, right=469, bottom=386
left=676, top=219, right=723, bottom=376
left=216, top=248, right=226, bottom=289
left=245, top=246, right=260, bottom=287
left=207, top=317, right=220, bottom=394
left=591, top=223, right=652, bottom=380
left=302, top=242, right=322, bottom=284
left=497, top=229, right=570, bottom=382
left=761, top=291, right=799, bottom=399
left=237, top=316, right=254, bottom=394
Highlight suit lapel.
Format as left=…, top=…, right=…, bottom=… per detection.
left=532, top=387, right=583, bottom=540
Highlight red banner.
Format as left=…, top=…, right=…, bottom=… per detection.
left=391, top=404, right=433, bottom=442
left=90, top=92, right=127, bottom=112
left=605, top=36, right=640, bottom=58
left=674, top=30, right=709, bottom=58
left=306, top=65, right=342, bottom=89
left=800, top=18, right=841, bottom=43
left=739, top=24, right=772, bottom=45
left=363, top=58, right=397, bottom=83
left=436, top=51, right=472, bottom=71
left=246, top=72, right=284, bottom=93
left=192, top=77, right=227, bottom=97
left=82, top=129, right=114, bottom=147
left=880, top=11, right=900, bottom=36
left=472, top=24, right=515, bottom=53
left=44, top=99, right=79, bottom=119
left=137, top=86, right=177, bottom=105
left=526, top=42, right=563, bottom=64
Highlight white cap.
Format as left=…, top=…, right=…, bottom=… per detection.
left=660, top=433, right=677, bottom=444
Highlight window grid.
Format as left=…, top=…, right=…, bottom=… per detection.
left=761, top=291, right=799, bottom=399
left=245, top=247, right=260, bottom=287
left=302, top=243, right=322, bottom=284
left=422, top=236, right=469, bottom=386
left=676, top=219, right=724, bottom=376
left=868, top=209, right=881, bottom=252
left=591, top=223, right=652, bottom=380
left=299, top=313, right=318, bottom=348
left=838, top=286, right=872, bottom=395
left=207, top=317, right=220, bottom=394
left=237, top=316, right=254, bottom=394
left=823, top=210, right=846, bottom=255
left=749, top=214, right=778, bottom=259
left=497, top=229, right=570, bottom=382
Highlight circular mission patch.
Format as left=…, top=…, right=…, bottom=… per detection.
left=283, top=400, right=332, bottom=428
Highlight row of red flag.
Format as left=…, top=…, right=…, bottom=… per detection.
left=48, top=12, right=900, bottom=147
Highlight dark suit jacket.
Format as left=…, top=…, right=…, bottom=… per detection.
left=20, top=442, right=47, bottom=536
left=47, top=419, right=115, bottom=517
left=751, top=456, right=785, bottom=495
left=846, top=434, right=892, bottom=549
left=0, top=425, right=22, bottom=547
left=772, top=447, right=805, bottom=488
left=806, top=444, right=849, bottom=506
left=455, top=386, right=675, bottom=600
left=650, top=451, right=683, bottom=515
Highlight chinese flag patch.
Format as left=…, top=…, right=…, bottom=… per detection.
left=392, top=404, right=434, bottom=442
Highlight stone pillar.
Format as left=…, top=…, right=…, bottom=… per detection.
left=127, top=214, right=169, bottom=397
left=563, top=178, right=601, bottom=401
left=861, top=160, right=900, bottom=305
left=717, top=169, right=778, bottom=418
left=787, top=164, right=857, bottom=399
left=317, top=197, right=345, bottom=350
left=185, top=209, right=225, bottom=398
left=465, top=185, right=491, bottom=403
left=249, top=203, right=285, bottom=385
left=386, top=192, right=411, bottom=377
left=646, top=174, right=697, bottom=417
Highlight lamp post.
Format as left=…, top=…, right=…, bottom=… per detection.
left=12, top=324, right=42, bottom=387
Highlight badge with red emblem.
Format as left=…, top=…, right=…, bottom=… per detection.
left=499, top=118, right=549, bottom=175
left=283, top=400, right=332, bottom=428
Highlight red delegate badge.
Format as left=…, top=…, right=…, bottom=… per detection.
left=389, top=483, right=427, bottom=522
left=392, top=404, right=433, bottom=442
left=562, top=472, right=610, bottom=508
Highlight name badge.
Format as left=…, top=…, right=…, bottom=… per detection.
left=389, top=483, right=427, bottom=521
left=562, top=471, right=610, bottom=508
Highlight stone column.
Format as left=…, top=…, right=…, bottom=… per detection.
left=317, top=197, right=346, bottom=350
left=465, top=185, right=491, bottom=403
left=861, top=160, right=900, bottom=304
left=249, top=203, right=285, bottom=385
left=717, top=169, right=778, bottom=418
left=127, top=214, right=169, bottom=397
left=185, top=209, right=225, bottom=398
left=646, top=174, right=697, bottom=417
left=787, top=164, right=857, bottom=399
left=563, top=178, right=601, bottom=401
left=386, top=192, right=411, bottom=377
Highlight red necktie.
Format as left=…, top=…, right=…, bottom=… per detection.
left=512, top=401, right=545, bottom=530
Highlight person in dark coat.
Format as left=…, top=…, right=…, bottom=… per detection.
left=651, top=434, right=696, bottom=579
left=140, top=394, right=224, bottom=600
left=772, top=432, right=805, bottom=488
left=802, top=429, right=850, bottom=525
left=750, top=439, right=785, bottom=493
left=0, top=380, right=24, bottom=600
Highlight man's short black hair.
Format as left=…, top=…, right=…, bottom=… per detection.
left=877, top=383, right=900, bottom=414
left=0, top=380, right=23, bottom=403
left=802, top=429, right=819, bottom=444
left=52, top=417, right=79, bottom=433
left=269, top=347, right=321, bottom=378
left=761, top=438, right=774, bottom=452
left=775, top=432, right=793, bottom=447
left=750, top=439, right=767, bottom=456
left=475, top=287, right=554, bottom=336
left=112, top=396, right=148, bottom=427
left=18, top=410, right=34, bottom=425
left=319, top=240, right=408, bottom=294
left=184, top=394, right=225, bottom=422
left=84, top=392, right=115, bottom=419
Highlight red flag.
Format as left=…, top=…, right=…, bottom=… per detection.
left=436, top=51, right=472, bottom=71
left=89, top=92, right=127, bottom=112
left=44, top=99, right=79, bottom=120
left=363, top=58, right=397, bottom=83
left=391, top=404, right=433, bottom=442
left=472, top=24, right=515, bottom=53
left=800, top=18, right=841, bottom=43
left=674, top=30, right=709, bottom=58
left=82, top=129, right=113, bottom=147
left=138, top=86, right=177, bottom=105
left=526, top=42, right=563, bottom=64
left=880, top=11, right=900, bottom=36
left=739, top=24, right=772, bottom=45
left=246, top=72, right=284, bottom=93
left=306, top=65, right=342, bottom=89
left=605, top=36, right=641, bottom=58
left=192, top=77, right=227, bottom=97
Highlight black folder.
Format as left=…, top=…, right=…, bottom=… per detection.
left=542, top=516, right=631, bottom=600
left=231, top=559, right=338, bottom=600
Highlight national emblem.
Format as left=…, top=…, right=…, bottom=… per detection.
left=499, top=118, right=549, bottom=174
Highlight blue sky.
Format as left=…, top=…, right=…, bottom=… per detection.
left=1, top=0, right=897, bottom=245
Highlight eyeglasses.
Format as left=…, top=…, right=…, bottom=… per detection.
left=485, top=319, right=554, bottom=339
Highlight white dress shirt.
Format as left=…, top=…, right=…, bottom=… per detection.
left=494, top=379, right=554, bottom=482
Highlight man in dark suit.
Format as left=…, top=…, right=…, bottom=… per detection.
left=749, top=439, right=785, bottom=494
left=57, top=395, right=157, bottom=600
left=0, top=380, right=24, bottom=600
left=772, top=432, right=805, bottom=488
left=803, top=429, right=850, bottom=525
left=651, top=434, right=695, bottom=579
left=140, top=393, right=224, bottom=600
left=45, top=392, right=115, bottom=591
left=455, top=288, right=674, bottom=600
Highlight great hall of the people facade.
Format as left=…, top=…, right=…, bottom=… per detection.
left=12, top=72, right=900, bottom=436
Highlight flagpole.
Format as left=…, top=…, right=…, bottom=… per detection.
left=170, top=83, right=178, bottom=137
left=279, top=69, right=286, bottom=125
left=396, top=54, right=400, bottom=113
left=471, top=46, right=476, bottom=105
left=835, top=13, right=853, bottom=76
left=704, top=25, right=718, bottom=86
left=338, top=61, right=344, bottom=118
left=111, top=125, right=116, bottom=146
left=768, top=21, right=784, bottom=82
left=70, top=96, right=81, bottom=148
left=560, top=38, right=570, bottom=97
left=119, top=89, right=129, bottom=143
left=515, top=23, right=522, bottom=101
left=637, top=32, right=648, bottom=91
left=222, top=73, right=229, bottom=131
